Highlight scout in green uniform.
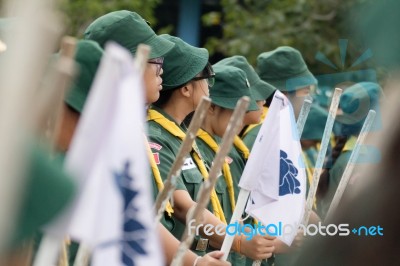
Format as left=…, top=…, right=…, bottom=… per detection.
left=194, top=64, right=263, bottom=265
left=256, top=46, right=321, bottom=265
left=147, top=35, right=220, bottom=251
left=83, top=10, right=178, bottom=230
left=214, top=55, right=276, bottom=151
left=319, top=82, right=381, bottom=219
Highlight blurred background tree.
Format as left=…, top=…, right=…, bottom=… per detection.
left=57, top=0, right=161, bottom=37
left=202, top=0, right=374, bottom=74
left=1, top=0, right=377, bottom=76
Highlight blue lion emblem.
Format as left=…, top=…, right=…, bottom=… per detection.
left=279, top=150, right=301, bottom=196
left=114, top=161, right=148, bottom=266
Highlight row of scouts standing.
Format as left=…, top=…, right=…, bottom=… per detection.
left=0, top=8, right=381, bottom=266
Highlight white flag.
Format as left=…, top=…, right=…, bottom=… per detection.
left=46, top=42, right=164, bottom=266
left=239, top=90, right=306, bottom=245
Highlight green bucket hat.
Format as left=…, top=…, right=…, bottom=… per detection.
left=11, top=145, right=75, bottom=247
left=337, top=82, right=381, bottom=126
left=210, top=64, right=259, bottom=111
left=256, top=46, right=317, bottom=92
left=215, top=55, right=276, bottom=101
left=64, top=40, right=103, bottom=113
left=160, top=34, right=209, bottom=90
left=84, top=10, right=174, bottom=59
left=301, top=104, right=328, bottom=141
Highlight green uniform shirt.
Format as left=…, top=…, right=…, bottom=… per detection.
left=147, top=107, right=209, bottom=256
left=195, top=133, right=246, bottom=265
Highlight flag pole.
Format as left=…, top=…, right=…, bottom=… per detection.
left=301, top=88, right=342, bottom=226
left=251, top=96, right=313, bottom=266
left=171, top=97, right=250, bottom=266
left=325, top=110, right=376, bottom=222
left=154, top=97, right=211, bottom=223
left=296, top=95, right=313, bottom=135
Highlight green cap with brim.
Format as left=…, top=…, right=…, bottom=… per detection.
left=216, top=55, right=276, bottom=101
left=336, top=82, right=381, bottom=125
left=256, top=46, right=317, bottom=92
left=301, top=104, right=328, bottom=141
left=84, top=10, right=174, bottom=59
left=160, top=34, right=209, bottom=90
left=10, top=145, right=75, bottom=247
left=210, top=64, right=259, bottom=111
left=64, top=40, right=103, bottom=113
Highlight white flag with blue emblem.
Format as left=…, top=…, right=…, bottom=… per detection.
left=47, top=42, right=164, bottom=265
left=239, top=90, right=306, bottom=245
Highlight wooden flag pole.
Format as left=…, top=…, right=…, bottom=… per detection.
left=154, top=96, right=211, bottom=223
left=171, top=97, right=250, bottom=266
left=252, top=96, right=313, bottom=266
left=325, top=110, right=376, bottom=222
left=301, top=88, right=342, bottom=226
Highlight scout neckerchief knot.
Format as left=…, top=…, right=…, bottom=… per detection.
left=144, top=137, right=174, bottom=216
left=114, top=161, right=148, bottom=266
left=147, top=109, right=227, bottom=223
left=197, top=128, right=236, bottom=211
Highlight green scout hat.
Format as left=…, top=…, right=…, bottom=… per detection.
left=256, top=46, right=317, bottom=92
left=216, top=55, right=276, bottom=101
left=210, top=64, right=259, bottom=111
left=160, top=34, right=209, bottom=90
left=11, top=145, right=75, bottom=247
left=337, top=82, right=381, bottom=126
left=64, top=40, right=103, bottom=113
left=84, top=10, right=174, bottom=59
left=301, top=104, right=328, bottom=141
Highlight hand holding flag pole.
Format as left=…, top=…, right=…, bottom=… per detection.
left=171, top=97, right=250, bottom=266
left=154, top=97, right=211, bottom=223
left=325, top=110, right=376, bottom=222
left=221, top=93, right=311, bottom=263
left=301, top=88, right=342, bottom=227
left=252, top=95, right=313, bottom=266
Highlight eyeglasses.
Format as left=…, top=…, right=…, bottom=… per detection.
left=148, top=57, right=164, bottom=76
left=191, top=74, right=215, bottom=87
left=191, top=63, right=215, bottom=87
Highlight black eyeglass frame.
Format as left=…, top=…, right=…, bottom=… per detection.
left=148, top=57, right=164, bottom=76
left=190, top=63, right=215, bottom=87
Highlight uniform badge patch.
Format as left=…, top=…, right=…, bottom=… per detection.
left=149, top=142, right=162, bottom=151
left=153, top=152, right=160, bottom=164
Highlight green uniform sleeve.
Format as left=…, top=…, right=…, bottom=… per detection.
left=147, top=133, right=187, bottom=191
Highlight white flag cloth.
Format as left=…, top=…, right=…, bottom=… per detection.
left=239, top=91, right=306, bottom=245
left=46, top=42, right=163, bottom=266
